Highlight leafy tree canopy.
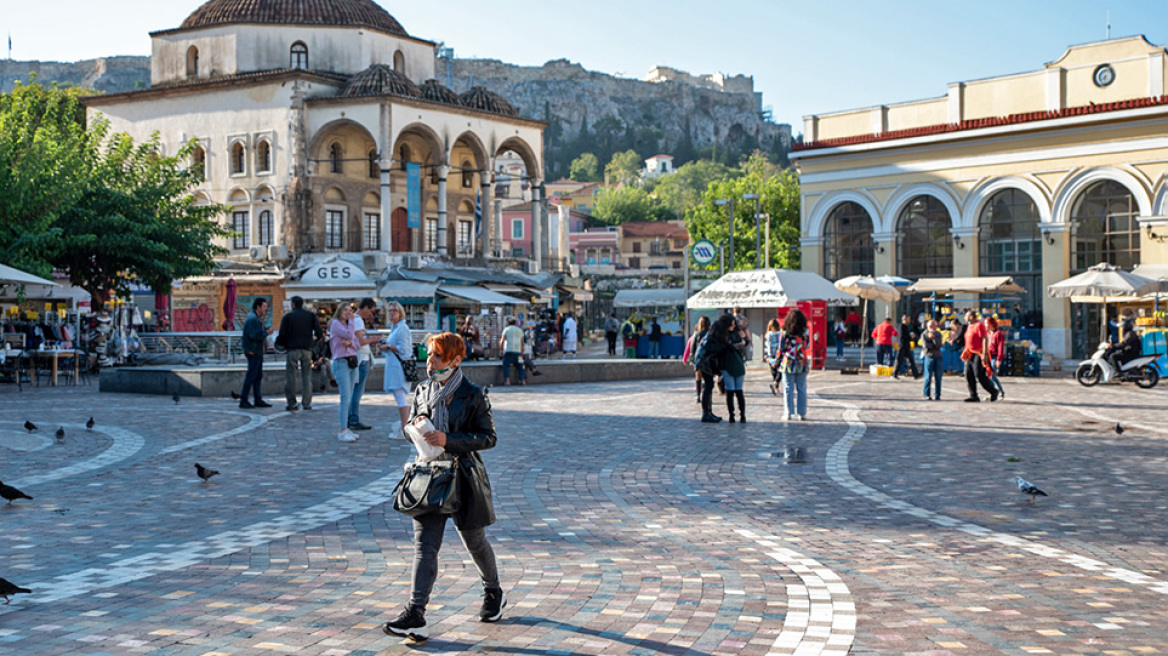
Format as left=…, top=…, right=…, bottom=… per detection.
left=605, top=149, right=642, bottom=187
left=653, top=159, right=737, bottom=219
left=569, top=152, right=600, bottom=182
left=593, top=185, right=676, bottom=225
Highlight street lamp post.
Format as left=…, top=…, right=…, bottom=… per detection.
left=743, top=193, right=761, bottom=268
left=714, top=198, right=734, bottom=270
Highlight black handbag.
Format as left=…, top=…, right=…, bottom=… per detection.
left=392, top=349, right=420, bottom=383
left=392, top=460, right=460, bottom=517
left=344, top=355, right=359, bottom=369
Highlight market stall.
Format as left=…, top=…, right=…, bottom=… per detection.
left=1049, top=263, right=1161, bottom=365
left=614, top=288, right=687, bottom=358
left=906, top=276, right=1034, bottom=374
left=834, top=275, right=901, bottom=369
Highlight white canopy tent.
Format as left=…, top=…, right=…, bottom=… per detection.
left=0, top=263, right=59, bottom=288
left=685, top=269, right=858, bottom=309
left=614, top=288, right=687, bottom=308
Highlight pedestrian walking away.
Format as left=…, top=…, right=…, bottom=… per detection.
left=329, top=304, right=361, bottom=442
left=276, top=295, right=324, bottom=411
left=238, top=297, right=273, bottom=409
left=604, top=313, right=620, bottom=356
left=871, top=316, right=898, bottom=367
left=920, top=319, right=944, bottom=400
left=763, top=318, right=783, bottom=396
left=383, top=332, right=505, bottom=641
left=499, top=318, right=526, bottom=385
left=707, top=314, right=746, bottom=423
left=845, top=308, right=862, bottom=346
left=985, top=316, right=1006, bottom=399
left=647, top=316, right=663, bottom=359
left=833, top=315, right=847, bottom=361
left=893, top=314, right=920, bottom=379
left=561, top=312, right=578, bottom=358
left=961, top=311, right=997, bottom=402
left=347, top=298, right=382, bottom=432
left=779, top=309, right=810, bottom=421
left=381, top=300, right=415, bottom=437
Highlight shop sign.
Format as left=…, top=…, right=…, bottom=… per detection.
left=301, top=260, right=367, bottom=284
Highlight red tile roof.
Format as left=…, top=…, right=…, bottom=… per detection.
left=620, top=221, right=688, bottom=239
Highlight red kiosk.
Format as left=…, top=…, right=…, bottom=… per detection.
left=776, top=301, right=828, bottom=370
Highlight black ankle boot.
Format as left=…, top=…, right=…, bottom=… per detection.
left=736, top=390, right=746, bottom=423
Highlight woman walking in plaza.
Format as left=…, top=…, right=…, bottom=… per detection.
left=707, top=314, right=746, bottom=423
left=780, top=309, right=810, bottom=421
left=684, top=316, right=719, bottom=422
left=921, top=319, right=944, bottom=400
left=381, top=301, right=415, bottom=438
left=764, top=318, right=783, bottom=395
left=328, top=304, right=360, bottom=442
left=985, top=316, right=1006, bottom=399
left=383, top=333, right=505, bottom=640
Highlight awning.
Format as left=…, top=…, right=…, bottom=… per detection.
left=438, top=285, right=528, bottom=305
left=614, top=288, right=686, bottom=308
left=379, top=280, right=439, bottom=301
left=560, top=285, right=594, bottom=301
left=686, top=270, right=858, bottom=309
left=281, top=285, right=377, bottom=301
left=0, top=263, right=58, bottom=287
left=483, top=284, right=528, bottom=294
left=907, top=276, right=1026, bottom=295
left=1132, top=264, right=1168, bottom=281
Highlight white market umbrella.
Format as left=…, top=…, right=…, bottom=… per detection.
left=876, top=274, right=914, bottom=288
left=1048, top=263, right=1159, bottom=338
left=834, top=275, right=902, bottom=368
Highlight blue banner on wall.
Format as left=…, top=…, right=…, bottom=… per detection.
left=406, top=163, right=421, bottom=228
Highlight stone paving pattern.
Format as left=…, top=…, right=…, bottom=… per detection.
left=1, top=370, right=1167, bottom=655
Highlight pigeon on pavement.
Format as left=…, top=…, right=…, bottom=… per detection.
left=0, top=481, right=33, bottom=505
left=230, top=390, right=241, bottom=400
left=23, top=421, right=36, bottom=433
left=1115, top=422, right=1125, bottom=435
left=781, top=446, right=807, bottom=464
left=0, top=577, right=31, bottom=605
left=195, top=463, right=219, bottom=483
left=86, top=417, right=95, bottom=432
left=173, top=392, right=181, bottom=404
left=55, top=427, right=65, bottom=442
left=1015, top=476, right=1048, bottom=504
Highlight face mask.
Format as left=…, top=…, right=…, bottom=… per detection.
left=429, top=365, right=455, bottom=383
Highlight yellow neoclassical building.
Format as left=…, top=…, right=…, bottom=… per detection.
left=793, top=36, right=1168, bottom=360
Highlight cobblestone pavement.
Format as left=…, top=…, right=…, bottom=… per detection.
left=1, top=370, right=1167, bottom=655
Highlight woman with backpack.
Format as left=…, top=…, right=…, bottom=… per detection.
left=683, top=316, right=720, bottom=422
left=703, top=313, right=747, bottom=423
left=780, top=309, right=810, bottom=421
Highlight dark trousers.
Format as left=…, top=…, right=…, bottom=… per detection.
left=410, top=513, right=499, bottom=610
left=284, top=348, right=313, bottom=408
left=875, top=344, right=894, bottom=366
left=894, top=349, right=919, bottom=377
left=700, top=371, right=715, bottom=416
left=240, top=353, right=264, bottom=402
left=605, top=331, right=617, bottom=355
left=501, top=352, right=524, bottom=381
left=964, top=353, right=996, bottom=399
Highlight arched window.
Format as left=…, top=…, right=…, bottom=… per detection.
left=256, top=140, right=272, bottom=173
left=363, top=193, right=381, bottom=250
left=822, top=202, right=874, bottom=281
left=229, top=190, right=249, bottom=249
left=191, top=146, right=207, bottom=177
left=1070, top=180, right=1140, bottom=272
left=329, top=143, right=343, bottom=174
left=896, top=195, right=953, bottom=277
left=324, top=188, right=346, bottom=250
left=979, top=189, right=1042, bottom=325
left=186, top=46, right=199, bottom=77
left=258, top=210, right=274, bottom=246
left=368, top=149, right=379, bottom=179
left=230, top=142, right=246, bottom=175
left=290, top=42, right=308, bottom=70
left=393, top=50, right=405, bottom=74
left=461, top=160, right=474, bottom=188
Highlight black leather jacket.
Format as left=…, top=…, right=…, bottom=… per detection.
left=410, top=374, right=497, bottom=529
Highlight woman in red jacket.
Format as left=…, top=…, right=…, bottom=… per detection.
left=985, top=317, right=1006, bottom=400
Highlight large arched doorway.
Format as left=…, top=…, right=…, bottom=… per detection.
left=822, top=201, right=874, bottom=281
left=1069, top=180, right=1141, bottom=357
left=391, top=207, right=410, bottom=252
left=896, top=195, right=953, bottom=278
left=978, top=188, right=1042, bottom=329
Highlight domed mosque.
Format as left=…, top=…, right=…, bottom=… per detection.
left=84, top=0, right=547, bottom=292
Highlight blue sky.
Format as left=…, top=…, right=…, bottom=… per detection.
left=5, top=1, right=1168, bottom=132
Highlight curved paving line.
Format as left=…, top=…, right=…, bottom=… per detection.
left=2, top=422, right=144, bottom=489
left=814, top=392, right=1168, bottom=607
left=160, top=410, right=275, bottom=454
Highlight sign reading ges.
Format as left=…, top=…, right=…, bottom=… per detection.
left=300, top=259, right=368, bottom=285
left=315, top=265, right=353, bottom=281
left=691, top=239, right=718, bottom=266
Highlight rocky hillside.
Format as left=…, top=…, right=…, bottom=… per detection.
left=0, top=56, right=150, bottom=95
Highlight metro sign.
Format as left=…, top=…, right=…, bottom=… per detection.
left=691, top=239, right=718, bottom=266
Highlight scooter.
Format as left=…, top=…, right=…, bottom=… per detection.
left=1075, top=341, right=1163, bottom=388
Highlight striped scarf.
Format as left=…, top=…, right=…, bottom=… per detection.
left=428, top=367, right=466, bottom=434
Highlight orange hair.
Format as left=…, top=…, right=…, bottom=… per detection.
left=427, top=331, right=466, bottom=362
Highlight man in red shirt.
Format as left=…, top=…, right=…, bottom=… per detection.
left=871, top=317, right=898, bottom=367
left=961, top=311, right=997, bottom=402
left=845, top=310, right=862, bottom=346
left=985, top=316, right=1006, bottom=399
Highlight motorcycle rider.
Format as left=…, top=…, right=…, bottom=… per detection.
left=1107, top=315, right=1142, bottom=379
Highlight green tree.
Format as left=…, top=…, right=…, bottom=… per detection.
left=653, top=159, right=736, bottom=218
left=569, top=152, right=601, bottom=182
left=594, top=186, right=654, bottom=225
left=685, top=151, right=800, bottom=271
left=605, top=149, right=642, bottom=187
left=49, top=134, right=231, bottom=303
left=0, top=79, right=104, bottom=276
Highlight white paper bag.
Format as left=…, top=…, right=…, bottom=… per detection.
left=404, top=416, right=445, bottom=462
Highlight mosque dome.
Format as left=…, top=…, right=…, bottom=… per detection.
left=180, top=0, right=408, bottom=36
left=420, top=79, right=464, bottom=107
left=460, top=86, right=519, bottom=117
left=340, top=64, right=422, bottom=99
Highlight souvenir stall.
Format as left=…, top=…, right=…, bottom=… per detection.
left=436, top=285, right=528, bottom=360
left=613, top=288, right=688, bottom=358
left=1131, top=264, right=1168, bottom=372
left=686, top=269, right=857, bottom=370
left=0, top=265, right=88, bottom=386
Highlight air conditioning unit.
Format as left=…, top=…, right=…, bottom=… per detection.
left=362, top=252, right=388, bottom=271
left=267, top=245, right=289, bottom=260
left=248, top=245, right=267, bottom=261
left=524, top=260, right=540, bottom=274
left=403, top=254, right=423, bottom=270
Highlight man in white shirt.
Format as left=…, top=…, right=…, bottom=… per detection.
left=562, top=312, right=578, bottom=358
left=499, top=318, right=526, bottom=385
left=348, top=298, right=381, bottom=431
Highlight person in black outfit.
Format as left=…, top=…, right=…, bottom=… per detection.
left=892, top=314, right=920, bottom=379
left=276, top=295, right=324, bottom=411
left=238, top=298, right=273, bottom=409
left=648, top=318, right=663, bottom=359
